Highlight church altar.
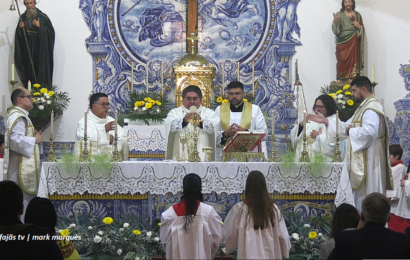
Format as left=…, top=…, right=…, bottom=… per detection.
left=37, top=161, right=355, bottom=223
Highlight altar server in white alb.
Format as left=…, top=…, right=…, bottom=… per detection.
left=164, top=85, right=220, bottom=161
left=3, top=87, right=43, bottom=204
left=214, top=81, right=267, bottom=159
left=76, top=93, right=128, bottom=160
left=291, top=94, right=345, bottom=161
left=307, top=76, right=392, bottom=209
left=386, top=144, right=409, bottom=232
left=223, top=171, right=290, bottom=259
left=160, top=173, right=222, bottom=259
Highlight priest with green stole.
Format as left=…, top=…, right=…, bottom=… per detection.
left=214, top=81, right=268, bottom=160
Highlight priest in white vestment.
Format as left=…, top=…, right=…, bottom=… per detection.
left=291, top=94, right=345, bottom=161
left=160, top=173, right=222, bottom=259
left=214, top=81, right=267, bottom=160
left=308, top=76, right=393, bottom=210
left=75, top=93, right=128, bottom=160
left=3, top=87, right=43, bottom=212
left=164, top=85, right=220, bottom=161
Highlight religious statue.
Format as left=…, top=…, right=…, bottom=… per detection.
left=332, top=0, right=364, bottom=80
left=14, top=0, right=55, bottom=88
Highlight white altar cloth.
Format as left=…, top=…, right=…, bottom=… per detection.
left=37, top=162, right=354, bottom=207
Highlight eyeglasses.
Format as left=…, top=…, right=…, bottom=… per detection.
left=313, top=105, right=326, bottom=110
left=97, top=102, right=110, bottom=107
left=19, top=95, right=32, bottom=99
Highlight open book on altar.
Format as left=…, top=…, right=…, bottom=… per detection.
left=223, top=131, right=266, bottom=153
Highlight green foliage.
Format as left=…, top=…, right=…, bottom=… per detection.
left=281, top=151, right=296, bottom=172
left=309, top=152, right=328, bottom=177
left=128, top=92, right=170, bottom=125
left=59, top=151, right=111, bottom=177
left=89, top=153, right=112, bottom=178
left=59, top=150, right=81, bottom=177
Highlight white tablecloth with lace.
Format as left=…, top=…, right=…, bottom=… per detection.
left=37, top=161, right=354, bottom=206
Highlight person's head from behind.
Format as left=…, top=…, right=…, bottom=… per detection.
left=389, top=144, right=403, bottom=166
left=313, top=94, right=337, bottom=117
left=0, top=181, right=23, bottom=217
left=181, top=173, right=203, bottom=232
left=11, top=87, right=33, bottom=111
left=25, top=197, right=57, bottom=232
left=361, top=192, right=390, bottom=225
left=90, top=93, right=109, bottom=119
left=245, top=171, right=276, bottom=230
left=350, top=76, right=373, bottom=103
left=330, top=203, right=360, bottom=238
left=182, top=85, right=202, bottom=110
left=227, top=81, right=245, bottom=106
left=0, top=134, right=4, bottom=155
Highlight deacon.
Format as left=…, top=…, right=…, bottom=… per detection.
left=164, top=85, right=220, bottom=161
left=75, top=93, right=129, bottom=160
left=215, top=81, right=267, bottom=158
left=307, top=76, right=392, bottom=209
left=3, top=87, right=43, bottom=206
left=14, top=0, right=55, bottom=88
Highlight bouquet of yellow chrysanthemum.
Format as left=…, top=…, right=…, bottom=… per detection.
left=128, top=92, right=169, bottom=125
left=212, top=92, right=254, bottom=108
left=29, top=84, right=70, bottom=130
left=320, top=84, right=359, bottom=121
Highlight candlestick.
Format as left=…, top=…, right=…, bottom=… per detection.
left=28, top=80, right=31, bottom=92
left=372, top=65, right=375, bottom=82
left=146, top=64, right=149, bottom=92
left=237, top=62, right=240, bottom=81
left=252, top=61, right=255, bottom=97
left=161, top=61, right=164, bottom=97
left=299, top=109, right=310, bottom=162
left=270, top=110, right=277, bottom=162
left=303, top=110, right=307, bottom=137
left=11, top=64, right=15, bottom=81
left=336, top=110, right=339, bottom=137
left=115, top=110, right=118, bottom=136
left=222, top=61, right=225, bottom=96
left=272, top=110, right=275, bottom=134
left=51, top=110, right=54, bottom=135
left=131, top=61, right=134, bottom=93
left=84, top=110, right=88, bottom=137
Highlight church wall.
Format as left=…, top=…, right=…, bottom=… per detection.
left=0, top=0, right=410, bottom=142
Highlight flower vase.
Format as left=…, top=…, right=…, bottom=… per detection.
left=213, top=254, right=233, bottom=260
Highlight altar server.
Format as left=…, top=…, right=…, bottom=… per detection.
left=3, top=87, right=43, bottom=207
left=222, top=171, right=290, bottom=259
left=164, top=85, right=220, bottom=161
left=160, top=173, right=222, bottom=259
left=75, top=93, right=128, bottom=160
left=215, top=81, right=267, bottom=159
left=291, top=94, right=345, bottom=161
left=308, top=76, right=392, bottom=210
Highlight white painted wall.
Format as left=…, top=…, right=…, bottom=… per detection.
left=0, top=0, right=409, bottom=141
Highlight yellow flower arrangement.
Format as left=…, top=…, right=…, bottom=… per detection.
left=133, top=230, right=141, bottom=235
left=134, top=102, right=140, bottom=107
left=336, top=90, right=342, bottom=94
left=102, top=217, right=113, bottom=225
left=343, top=84, right=350, bottom=90
left=40, top=88, right=48, bottom=94
left=48, top=91, right=55, bottom=97
left=33, top=92, right=41, bottom=96
left=158, top=223, right=161, bottom=226
left=243, top=99, right=248, bottom=102
left=222, top=99, right=228, bottom=104
left=144, top=98, right=151, bottom=102
left=61, top=229, right=70, bottom=237
left=347, top=99, right=354, bottom=106
left=216, top=96, right=223, bottom=103
left=344, top=91, right=351, bottom=95
left=149, top=100, right=156, bottom=105
left=328, top=93, right=335, bottom=98
left=33, top=98, right=36, bottom=103
left=309, top=231, right=317, bottom=239
left=156, top=101, right=162, bottom=106
left=145, top=103, right=152, bottom=109
left=33, top=83, right=41, bottom=88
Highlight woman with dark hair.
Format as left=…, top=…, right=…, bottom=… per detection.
left=222, top=171, right=290, bottom=259
left=160, top=173, right=222, bottom=259
left=291, top=94, right=345, bottom=160
left=319, top=203, right=360, bottom=259
left=25, top=197, right=81, bottom=259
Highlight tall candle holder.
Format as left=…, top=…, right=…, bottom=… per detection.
left=111, top=133, right=120, bottom=162
left=189, top=114, right=202, bottom=162
left=299, top=134, right=310, bottom=162
left=46, top=133, right=57, bottom=162
left=269, top=134, right=278, bottom=162
left=80, top=135, right=91, bottom=162
left=332, top=133, right=343, bottom=162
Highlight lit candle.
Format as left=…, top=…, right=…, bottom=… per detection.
left=84, top=109, right=88, bottom=137
left=271, top=110, right=275, bottom=137
left=146, top=64, right=149, bottom=92
left=252, top=61, right=255, bottom=97
left=372, top=65, right=375, bottom=82
left=161, top=61, right=164, bottom=97
left=222, top=61, right=225, bottom=96
left=131, top=61, right=134, bottom=93
left=28, top=80, right=31, bottom=92
left=303, top=110, right=307, bottom=137
left=11, top=64, right=15, bottom=81
left=51, top=110, right=54, bottom=136
left=336, top=110, right=339, bottom=137
left=237, top=62, right=240, bottom=81
left=115, top=110, right=118, bottom=136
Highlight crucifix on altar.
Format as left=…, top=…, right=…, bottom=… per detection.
left=186, top=0, right=198, bottom=53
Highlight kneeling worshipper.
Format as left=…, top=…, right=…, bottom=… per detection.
left=291, top=94, right=345, bottom=161
left=75, top=93, right=129, bottom=160
left=160, top=173, right=222, bottom=259
left=164, top=85, right=220, bottom=161
left=214, top=81, right=267, bottom=160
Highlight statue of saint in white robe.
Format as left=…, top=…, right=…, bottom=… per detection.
left=75, top=110, right=129, bottom=160
left=164, top=105, right=220, bottom=161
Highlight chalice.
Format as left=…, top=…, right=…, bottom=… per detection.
left=202, top=147, right=213, bottom=162
left=179, top=136, right=187, bottom=161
